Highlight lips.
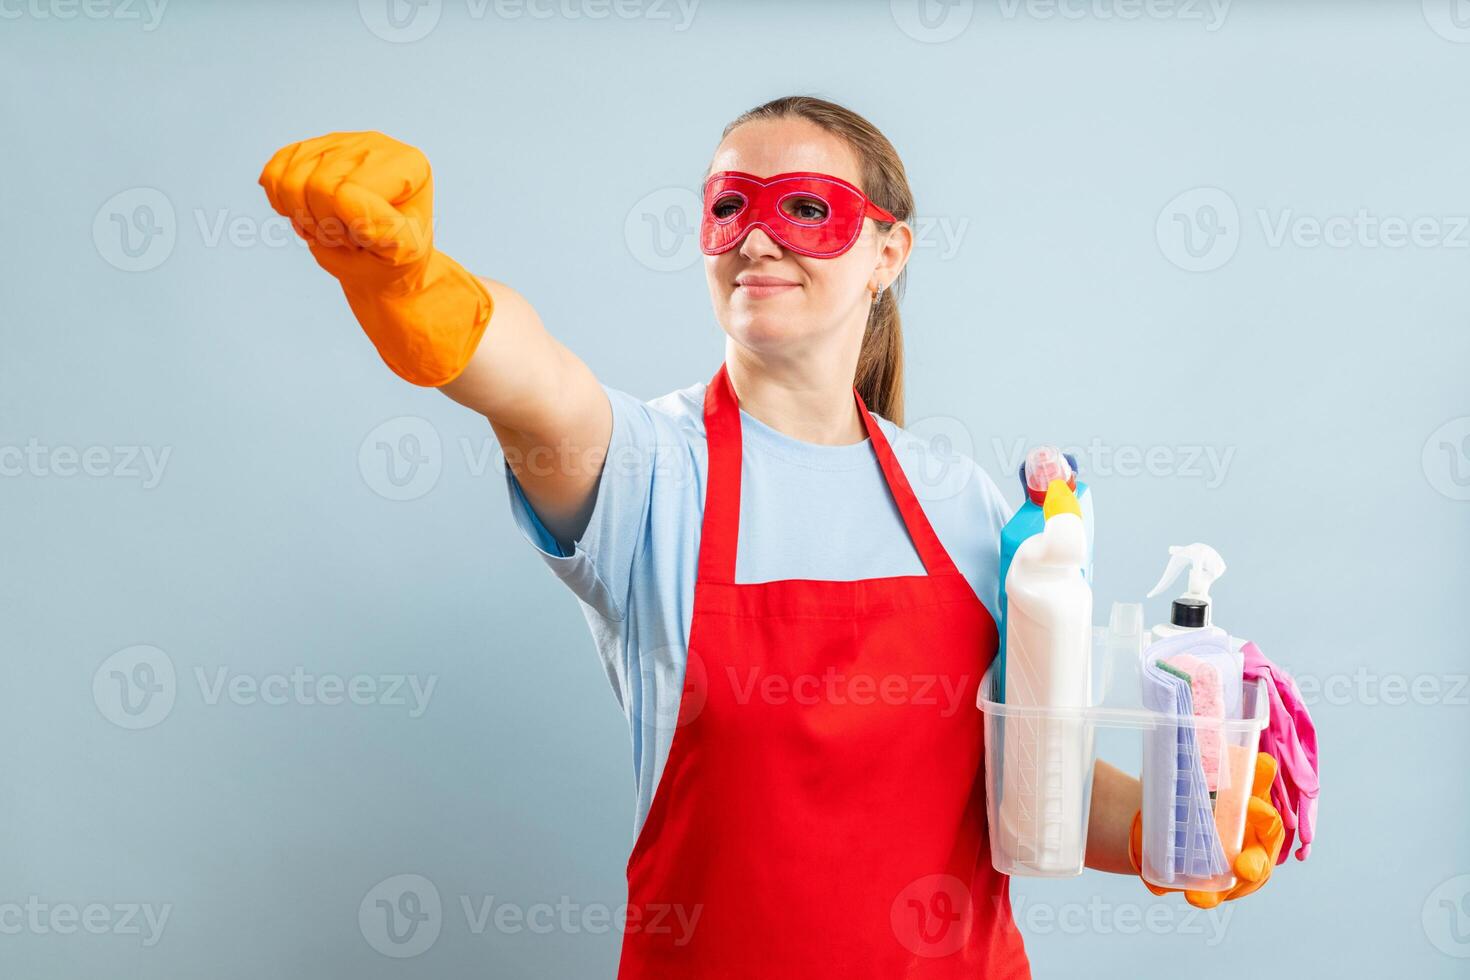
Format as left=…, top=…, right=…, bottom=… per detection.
left=734, top=275, right=799, bottom=299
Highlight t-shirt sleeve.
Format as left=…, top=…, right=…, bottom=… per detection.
left=986, top=465, right=1017, bottom=528
left=502, top=384, right=668, bottom=623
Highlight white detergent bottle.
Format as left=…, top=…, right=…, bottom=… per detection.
left=999, top=479, right=1093, bottom=874
left=1145, top=543, right=1243, bottom=718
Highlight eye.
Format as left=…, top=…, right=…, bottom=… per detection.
left=781, top=195, right=828, bottom=223
left=711, top=193, right=746, bottom=220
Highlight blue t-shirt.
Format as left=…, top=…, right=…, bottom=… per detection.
left=503, top=380, right=1015, bottom=835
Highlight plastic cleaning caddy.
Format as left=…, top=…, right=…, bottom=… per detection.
left=978, top=623, right=1269, bottom=888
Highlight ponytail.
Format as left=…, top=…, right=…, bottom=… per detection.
left=856, top=286, right=904, bottom=426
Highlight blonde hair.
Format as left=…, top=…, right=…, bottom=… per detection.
left=718, top=95, right=913, bottom=426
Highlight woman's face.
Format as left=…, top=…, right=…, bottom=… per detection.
left=704, top=118, right=908, bottom=361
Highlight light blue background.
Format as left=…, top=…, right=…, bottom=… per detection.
left=3, top=0, right=1468, bottom=976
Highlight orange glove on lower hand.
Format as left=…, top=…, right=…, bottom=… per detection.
left=1128, top=752, right=1286, bottom=909
left=258, top=131, right=493, bottom=387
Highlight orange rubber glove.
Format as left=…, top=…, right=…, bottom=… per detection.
left=258, top=131, right=493, bottom=387
left=1128, top=752, right=1286, bottom=909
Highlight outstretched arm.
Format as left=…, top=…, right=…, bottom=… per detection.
left=259, top=131, right=609, bottom=545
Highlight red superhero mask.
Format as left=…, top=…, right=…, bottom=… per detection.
left=700, top=171, right=898, bottom=259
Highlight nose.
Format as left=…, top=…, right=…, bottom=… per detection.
left=737, top=225, right=783, bottom=261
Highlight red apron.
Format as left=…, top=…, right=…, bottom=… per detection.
left=617, top=364, right=1029, bottom=979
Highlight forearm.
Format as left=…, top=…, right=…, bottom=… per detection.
left=1084, top=759, right=1141, bottom=875
left=439, top=278, right=596, bottom=429
left=439, top=277, right=611, bottom=546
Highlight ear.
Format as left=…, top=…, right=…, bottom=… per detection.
left=873, top=220, right=913, bottom=293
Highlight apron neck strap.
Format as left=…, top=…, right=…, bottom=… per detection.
left=698, top=362, right=960, bottom=585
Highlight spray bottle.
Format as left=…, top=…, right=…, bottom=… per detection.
left=1145, top=543, right=1243, bottom=718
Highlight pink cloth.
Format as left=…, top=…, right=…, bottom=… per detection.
left=1241, top=641, right=1319, bottom=863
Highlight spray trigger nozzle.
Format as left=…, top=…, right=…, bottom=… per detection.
left=1146, top=543, right=1226, bottom=602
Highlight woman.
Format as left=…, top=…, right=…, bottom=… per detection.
left=259, top=96, right=1282, bottom=978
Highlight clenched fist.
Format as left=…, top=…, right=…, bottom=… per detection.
left=258, top=131, right=492, bottom=387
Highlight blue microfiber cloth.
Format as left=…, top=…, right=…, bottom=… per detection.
left=1141, top=636, right=1229, bottom=882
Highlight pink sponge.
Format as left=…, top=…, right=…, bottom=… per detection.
left=1167, top=654, right=1225, bottom=792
